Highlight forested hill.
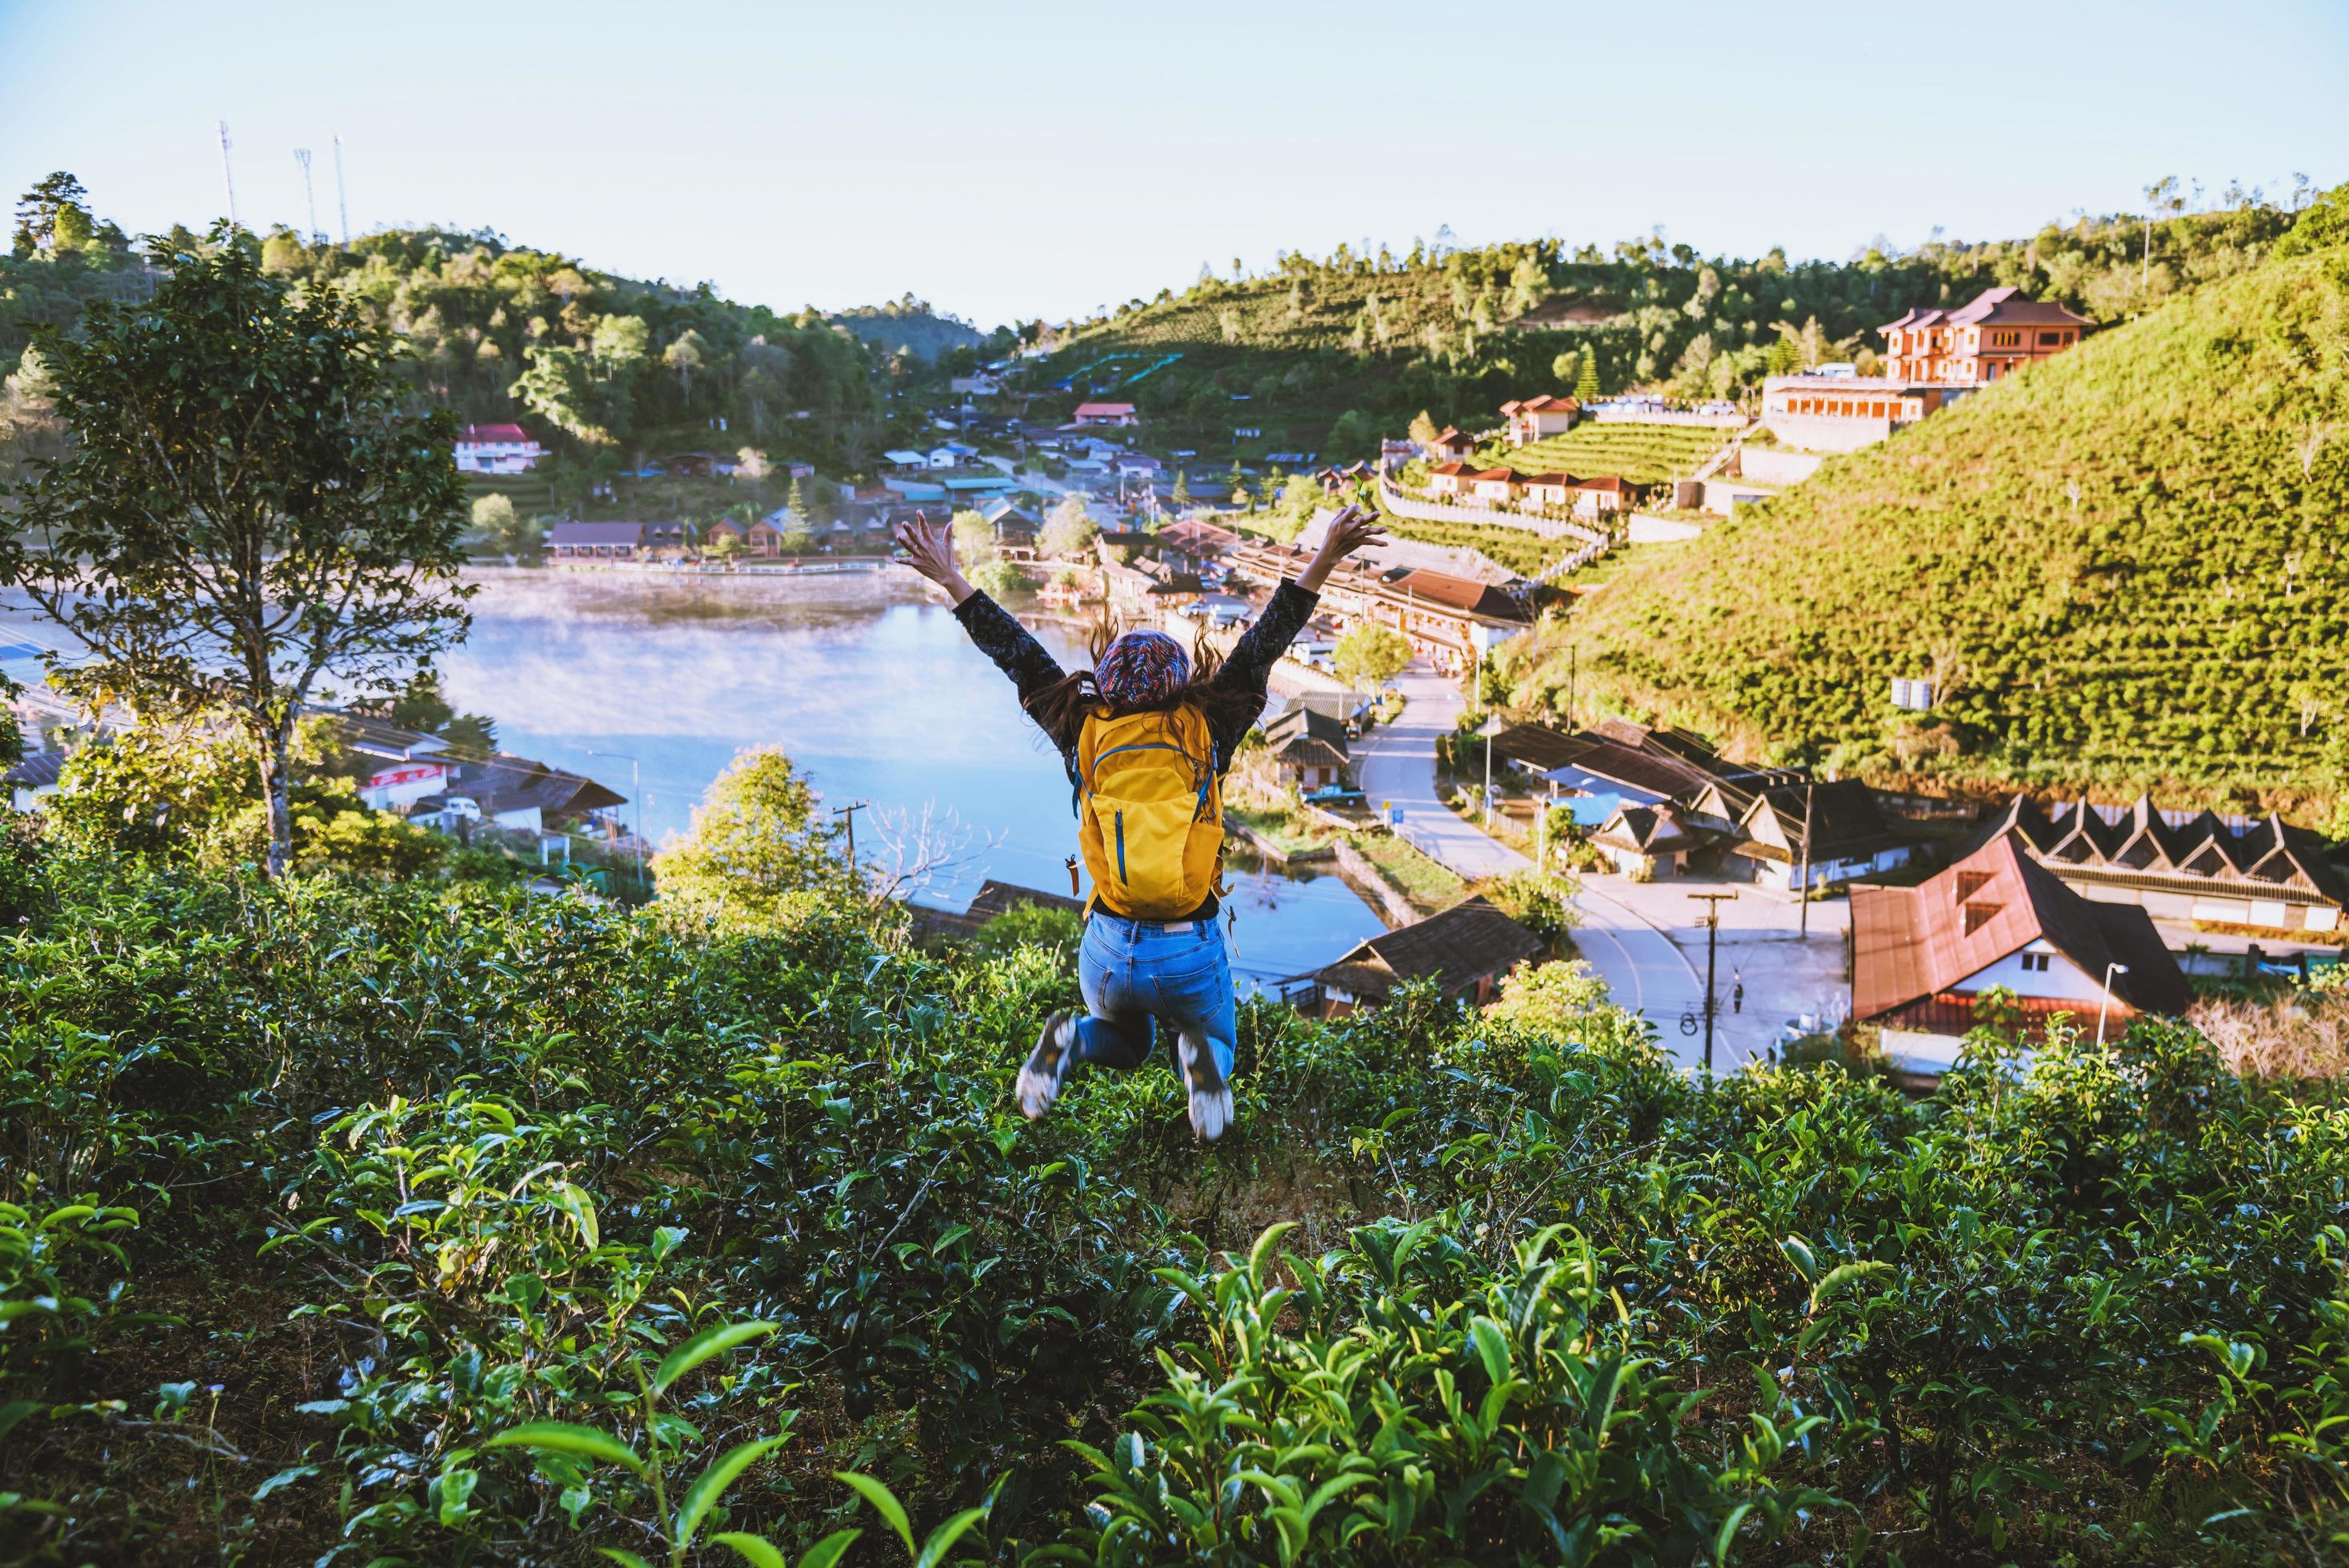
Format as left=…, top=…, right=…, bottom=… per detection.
left=829, top=295, right=990, bottom=361
left=1023, top=193, right=2305, bottom=454
left=1547, top=220, right=2349, bottom=818
left=2, top=207, right=902, bottom=478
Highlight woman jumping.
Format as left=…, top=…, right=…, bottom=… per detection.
left=894, top=503, right=1386, bottom=1139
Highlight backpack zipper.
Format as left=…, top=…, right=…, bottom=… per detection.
left=1114, top=810, right=1126, bottom=883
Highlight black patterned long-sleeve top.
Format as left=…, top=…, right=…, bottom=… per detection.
left=953, top=578, right=1322, bottom=789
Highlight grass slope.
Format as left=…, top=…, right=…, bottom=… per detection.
left=1557, top=246, right=2349, bottom=810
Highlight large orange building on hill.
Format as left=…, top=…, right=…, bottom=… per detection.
left=1879, top=286, right=2093, bottom=385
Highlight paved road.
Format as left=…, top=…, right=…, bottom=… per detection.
left=1349, top=668, right=1530, bottom=880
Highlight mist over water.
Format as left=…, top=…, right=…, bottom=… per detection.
left=437, top=568, right=1386, bottom=987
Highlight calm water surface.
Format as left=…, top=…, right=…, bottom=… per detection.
left=437, top=568, right=1385, bottom=987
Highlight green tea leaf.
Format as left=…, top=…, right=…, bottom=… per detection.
left=709, top=1532, right=789, bottom=1568
left=834, top=1471, right=915, bottom=1557
left=674, top=1435, right=790, bottom=1547
left=653, top=1320, right=779, bottom=1394
left=484, top=1422, right=648, bottom=1478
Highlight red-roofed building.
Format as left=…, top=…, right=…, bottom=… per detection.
left=1499, top=394, right=1579, bottom=446
left=1880, top=286, right=2093, bottom=385
left=454, top=423, right=546, bottom=474
left=1428, top=427, right=1477, bottom=462
left=1851, top=831, right=2188, bottom=1077
left=1072, top=402, right=1138, bottom=427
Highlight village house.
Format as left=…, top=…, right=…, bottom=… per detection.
left=1261, top=704, right=1351, bottom=792
left=1499, top=394, right=1579, bottom=446
left=979, top=498, right=1040, bottom=549
left=1427, top=427, right=1478, bottom=464
left=453, top=422, right=546, bottom=474
left=338, top=716, right=454, bottom=811
left=1072, top=401, right=1139, bottom=427
left=1591, top=801, right=1708, bottom=878
left=547, top=521, right=650, bottom=560
left=6, top=749, right=64, bottom=813
left=1971, top=794, right=2349, bottom=934
left=1312, top=896, right=1547, bottom=1013
left=1731, top=779, right=1915, bottom=891
left=1763, top=287, right=2094, bottom=454
left=1851, top=831, right=2189, bottom=1078
left=1881, top=286, right=2093, bottom=385
left=1468, top=468, right=1523, bottom=506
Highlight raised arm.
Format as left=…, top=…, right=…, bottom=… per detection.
left=1214, top=504, right=1387, bottom=695
left=893, top=513, right=1069, bottom=710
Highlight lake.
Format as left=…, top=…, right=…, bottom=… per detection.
left=436, top=567, right=1387, bottom=989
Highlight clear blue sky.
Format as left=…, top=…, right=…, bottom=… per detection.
left=5, top=0, right=2344, bottom=329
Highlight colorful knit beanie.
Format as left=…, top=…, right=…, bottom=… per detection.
left=1094, top=630, right=1191, bottom=710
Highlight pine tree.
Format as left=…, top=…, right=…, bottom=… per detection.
left=1575, top=346, right=1601, bottom=404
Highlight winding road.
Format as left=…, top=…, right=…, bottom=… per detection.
left=1349, top=666, right=1708, bottom=1058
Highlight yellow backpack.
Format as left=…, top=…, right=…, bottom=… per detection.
left=1075, top=704, right=1226, bottom=918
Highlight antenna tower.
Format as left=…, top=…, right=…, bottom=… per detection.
left=332, top=134, right=350, bottom=243
left=294, top=148, right=318, bottom=243
left=217, top=120, right=238, bottom=226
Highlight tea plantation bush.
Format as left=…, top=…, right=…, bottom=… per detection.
left=2, top=843, right=2347, bottom=1563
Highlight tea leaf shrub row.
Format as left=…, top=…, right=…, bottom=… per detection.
left=1, top=842, right=2345, bottom=1563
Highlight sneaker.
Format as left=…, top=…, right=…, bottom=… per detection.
left=1016, top=1012, right=1078, bottom=1121
left=1178, top=1032, right=1233, bottom=1142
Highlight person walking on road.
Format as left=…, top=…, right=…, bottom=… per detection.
left=894, top=503, right=1387, bottom=1139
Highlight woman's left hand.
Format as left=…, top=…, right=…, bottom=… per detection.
left=893, top=512, right=975, bottom=603
left=1298, top=503, right=1388, bottom=591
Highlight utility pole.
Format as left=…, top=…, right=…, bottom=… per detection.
left=1691, top=891, right=1738, bottom=1075
left=1797, top=780, right=1815, bottom=938
left=217, top=120, right=238, bottom=227
left=585, top=750, right=643, bottom=888
left=294, top=149, right=318, bottom=245
left=834, top=799, right=870, bottom=871
left=332, top=134, right=349, bottom=244
left=1567, top=642, right=1578, bottom=730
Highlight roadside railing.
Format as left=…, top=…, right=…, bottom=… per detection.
left=1375, top=474, right=1607, bottom=547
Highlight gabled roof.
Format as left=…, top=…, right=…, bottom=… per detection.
left=450, top=754, right=627, bottom=819
left=1499, top=727, right=1716, bottom=800
left=1389, top=570, right=1530, bottom=622
left=1851, top=832, right=2187, bottom=1021
left=1593, top=802, right=1701, bottom=854
left=1736, top=779, right=1903, bottom=862
left=333, top=715, right=451, bottom=762
left=1072, top=402, right=1136, bottom=416
left=1316, top=894, right=1545, bottom=1002
left=458, top=422, right=535, bottom=445
left=1157, top=518, right=1241, bottom=556
left=1945, top=285, right=2094, bottom=329
left=1264, top=703, right=1349, bottom=756
left=1275, top=736, right=1349, bottom=772
left=1427, top=460, right=1472, bottom=477
left=4, top=750, right=64, bottom=790
left=1971, top=794, right=2349, bottom=908
left=1501, top=394, right=1578, bottom=415
left=1430, top=426, right=1475, bottom=448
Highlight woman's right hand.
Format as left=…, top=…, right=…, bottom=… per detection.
left=893, top=512, right=975, bottom=604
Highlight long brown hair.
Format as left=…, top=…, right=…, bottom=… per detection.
left=1026, top=620, right=1264, bottom=756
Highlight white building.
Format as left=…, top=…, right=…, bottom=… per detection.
left=454, top=423, right=546, bottom=474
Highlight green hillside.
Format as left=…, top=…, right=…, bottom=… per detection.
left=1540, top=239, right=2349, bottom=814
left=1016, top=199, right=2302, bottom=462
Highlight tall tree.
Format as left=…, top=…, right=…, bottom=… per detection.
left=11, top=170, right=88, bottom=256
left=6, top=225, right=471, bottom=878
left=1040, top=494, right=1097, bottom=558
left=1574, top=346, right=1601, bottom=404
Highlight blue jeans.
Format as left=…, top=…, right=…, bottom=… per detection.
left=1074, top=914, right=1238, bottom=1082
